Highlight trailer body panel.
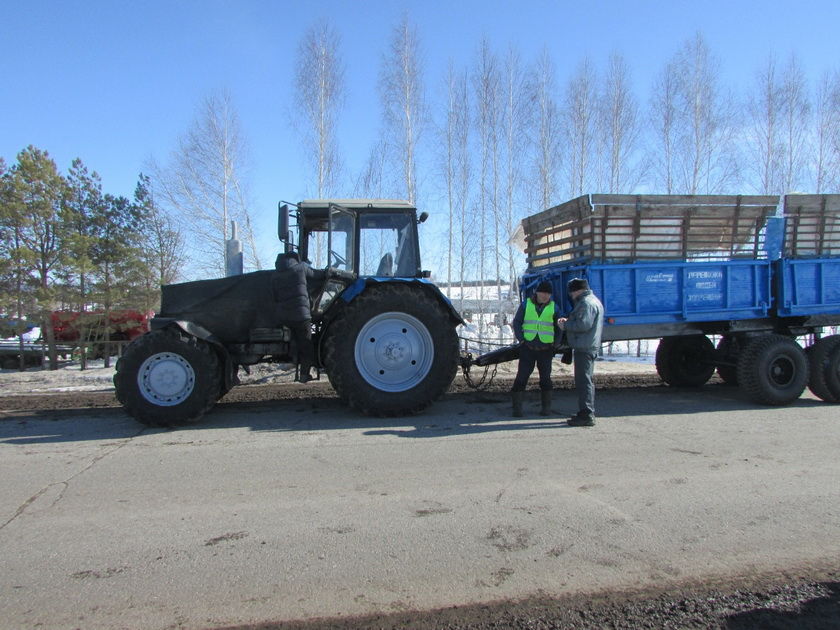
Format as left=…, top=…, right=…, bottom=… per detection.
left=776, top=257, right=840, bottom=317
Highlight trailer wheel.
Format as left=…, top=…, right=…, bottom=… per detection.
left=806, top=335, right=840, bottom=402
left=655, top=335, right=715, bottom=387
left=323, top=284, right=458, bottom=416
left=736, top=334, right=808, bottom=406
left=114, top=328, right=221, bottom=426
left=825, top=343, right=840, bottom=402
left=715, top=336, right=739, bottom=386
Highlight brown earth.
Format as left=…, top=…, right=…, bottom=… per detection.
left=230, top=571, right=840, bottom=630
left=0, top=372, right=664, bottom=413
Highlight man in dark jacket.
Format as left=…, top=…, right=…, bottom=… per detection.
left=274, top=252, right=316, bottom=382
left=511, top=280, right=561, bottom=417
left=557, top=277, right=604, bottom=426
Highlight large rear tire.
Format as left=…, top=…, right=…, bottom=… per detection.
left=736, top=334, right=808, bottom=406
left=114, top=328, right=221, bottom=426
left=806, top=335, right=840, bottom=402
left=323, top=284, right=459, bottom=416
left=655, top=335, right=715, bottom=387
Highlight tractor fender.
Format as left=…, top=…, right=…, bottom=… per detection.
left=148, top=317, right=237, bottom=392
left=339, top=278, right=464, bottom=325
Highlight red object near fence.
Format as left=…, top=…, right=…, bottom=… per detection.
left=51, top=310, right=153, bottom=343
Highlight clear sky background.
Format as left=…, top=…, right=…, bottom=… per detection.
left=3, top=0, right=839, bottom=276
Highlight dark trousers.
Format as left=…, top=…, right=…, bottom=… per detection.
left=511, top=345, right=554, bottom=392
left=291, top=320, right=314, bottom=371
left=573, top=350, right=597, bottom=416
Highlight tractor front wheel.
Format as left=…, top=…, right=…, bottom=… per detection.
left=114, top=327, right=222, bottom=426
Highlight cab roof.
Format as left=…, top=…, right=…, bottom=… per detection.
left=297, top=199, right=416, bottom=211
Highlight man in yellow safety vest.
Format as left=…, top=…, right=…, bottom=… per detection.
left=510, top=280, right=561, bottom=417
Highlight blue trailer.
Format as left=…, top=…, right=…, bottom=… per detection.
left=477, top=194, right=840, bottom=406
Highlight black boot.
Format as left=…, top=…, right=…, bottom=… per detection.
left=512, top=391, right=524, bottom=417
left=568, top=412, right=595, bottom=427
left=540, top=390, right=552, bottom=416
left=297, top=363, right=313, bottom=383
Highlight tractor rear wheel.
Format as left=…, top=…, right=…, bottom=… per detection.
left=736, top=334, right=808, bottom=406
left=323, top=284, right=458, bottom=416
left=114, top=327, right=222, bottom=426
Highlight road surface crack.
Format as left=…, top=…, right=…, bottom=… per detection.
left=0, top=428, right=149, bottom=532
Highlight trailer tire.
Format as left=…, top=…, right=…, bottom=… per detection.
left=114, top=328, right=221, bottom=426
left=715, top=336, right=739, bottom=386
left=655, top=335, right=715, bottom=387
left=806, top=335, right=840, bottom=402
left=737, top=334, right=808, bottom=406
left=825, top=343, right=840, bottom=402
left=323, top=284, right=458, bottom=416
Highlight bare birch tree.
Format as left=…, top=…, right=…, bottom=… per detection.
left=151, top=89, right=261, bottom=277
left=813, top=69, right=840, bottom=193
left=354, top=138, right=389, bottom=198
left=745, top=55, right=784, bottom=194
left=472, top=39, right=501, bottom=323
left=649, top=60, right=681, bottom=194
left=501, top=46, right=530, bottom=299
left=295, top=19, right=345, bottom=198
left=134, top=174, right=184, bottom=293
left=564, top=57, right=597, bottom=197
left=379, top=14, right=425, bottom=203
left=779, top=55, right=811, bottom=192
left=672, top=34, right=738, bottom=194
left=599, top=52, right=642, bottom=193
left=529, top=49, right=561, bottom=211
left=440, top=62, right=472, bottom=300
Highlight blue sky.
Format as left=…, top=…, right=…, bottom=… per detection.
left=3, top=0, right=839, bottom=276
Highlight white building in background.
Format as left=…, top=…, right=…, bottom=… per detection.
left=436, top=280, right=519, bottom=353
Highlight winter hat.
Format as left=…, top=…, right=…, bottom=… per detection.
left=536, top=280, right=553, bottom=294
left=567, top=277, right=589, bottom=293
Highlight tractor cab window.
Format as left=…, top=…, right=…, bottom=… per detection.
left=302, top=206, right=356, bottom=273
left=327, top=207, right=355, bottom=273
left=359, top=211, right=419, bottom=277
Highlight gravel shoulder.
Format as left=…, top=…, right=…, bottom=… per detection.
left=236, top=571, right=840, bottom=630
left=0, top=357, right=659, bottom=412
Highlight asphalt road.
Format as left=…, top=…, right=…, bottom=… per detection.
left=1, top=382, right=839, bottom=629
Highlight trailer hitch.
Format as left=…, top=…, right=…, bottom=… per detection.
left=460, top=351, right=498, bottom=390
left=459, top=343, right=523, bottom=390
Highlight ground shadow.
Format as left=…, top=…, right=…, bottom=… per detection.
left=0, top=380, right=829, bottom=445
left=724, top=581, right=840, bottom=629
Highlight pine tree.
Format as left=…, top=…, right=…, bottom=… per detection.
left=6, top=146, right=68, bottom=368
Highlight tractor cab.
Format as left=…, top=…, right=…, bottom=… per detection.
left=278, top=199, right=429, bottom=279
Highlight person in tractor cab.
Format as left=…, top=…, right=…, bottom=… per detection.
left=274, top=251, right=316, bottom=383
left=511, top=280, right=561, bottom=417
left=557, top=277, right=604, bottom=427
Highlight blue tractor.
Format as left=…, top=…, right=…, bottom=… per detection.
left=114, top=200, right=463, bottom=426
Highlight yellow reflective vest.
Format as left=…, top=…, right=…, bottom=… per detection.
left=523, top=300, right=556, bottom=343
